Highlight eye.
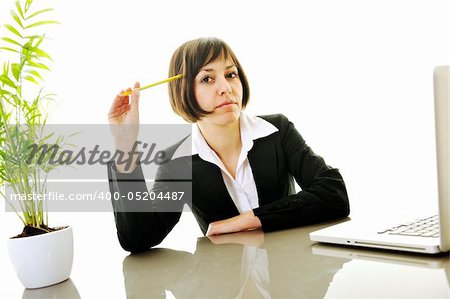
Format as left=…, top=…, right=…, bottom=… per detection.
left=201, top=76, right=213, bottom=84
left=226, top=71, right=238, bottom=79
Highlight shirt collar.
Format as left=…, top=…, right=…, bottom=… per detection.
left=192, top=112, right=278, bottom=159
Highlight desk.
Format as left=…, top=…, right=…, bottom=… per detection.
left=1, top=214, right=450, bottom=298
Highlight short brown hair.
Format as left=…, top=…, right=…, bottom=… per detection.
left=168, top=37, right=250, bottom=123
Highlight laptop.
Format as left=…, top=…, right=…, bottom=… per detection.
left=310, top=66, right=450, bottom=254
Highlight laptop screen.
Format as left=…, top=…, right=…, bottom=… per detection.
left=434, top=65, right=450, bottom=251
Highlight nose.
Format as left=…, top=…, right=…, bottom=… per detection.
left=217, top=76, right=232, bottom=96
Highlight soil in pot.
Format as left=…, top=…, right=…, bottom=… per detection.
left=11, top=225, right=69, bottom=238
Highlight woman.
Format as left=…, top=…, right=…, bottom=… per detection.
left=107, top=37, right=349, bottom=252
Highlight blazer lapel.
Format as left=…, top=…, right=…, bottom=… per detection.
left=191, top=133, right=279, bottom=217
left=248, top=135, right=279, bottom=206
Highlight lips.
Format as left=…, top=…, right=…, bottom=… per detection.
left=216, top=100, right=237, bottom=109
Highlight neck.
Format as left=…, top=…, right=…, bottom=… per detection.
left=197, top=119, right=241, bottom=157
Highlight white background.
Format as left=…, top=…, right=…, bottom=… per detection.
left=0, top=0, right=449, bottom=297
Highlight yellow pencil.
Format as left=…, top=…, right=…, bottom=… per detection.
left=120, top=74, right=183, bottom=96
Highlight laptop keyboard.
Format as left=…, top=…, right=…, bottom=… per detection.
left=377, top=215, right=440, bottom=238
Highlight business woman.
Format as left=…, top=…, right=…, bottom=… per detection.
left=107, top=37, right=350, bottom=252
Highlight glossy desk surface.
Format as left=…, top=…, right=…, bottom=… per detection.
left=1, top=215, right=450, bottom=299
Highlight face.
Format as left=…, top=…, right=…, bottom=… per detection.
left=194, top=55, right=243, bottom=126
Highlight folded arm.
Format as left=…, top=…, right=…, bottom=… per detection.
left=207, top=114, right=349, bottom=235
left=254, top=115, right=350, bottom=231
left=108, top=161, right=182, bottom=252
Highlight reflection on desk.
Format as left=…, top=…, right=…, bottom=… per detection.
left=21, top=278, right=80, bottom=299
left=313, top=244, right=450, bottom=299
left=123, top=226, right=347, bottom=299
left=5, top=218, right=449, bottom=298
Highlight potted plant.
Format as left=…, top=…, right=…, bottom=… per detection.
left=0, top=0, right=73, bottom=289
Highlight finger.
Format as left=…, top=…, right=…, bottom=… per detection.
left=206, top=222, right=226, bottom=236
left=109, top=83, right=136, bottom=119
left=108, top=105, right=130, bottom=118
left=108, top=97, right=131, bottom=118
left=113, top=88, right=131, bottom=104
left=130, top=81, right=140, bottom=114
left=109, top=90, right=127, bottom=115
left=113, top=87, right=134, bottom=106
left=206, top=224, right=214, bottom=236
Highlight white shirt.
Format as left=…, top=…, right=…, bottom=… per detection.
left=192, top=113, right=279, bottom=214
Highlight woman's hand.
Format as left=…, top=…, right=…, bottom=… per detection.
left=207, top=230, right=264, bottom=247
left=206, top=210, right=262, bottom=236
left=108, top=82, right=141, bottom=173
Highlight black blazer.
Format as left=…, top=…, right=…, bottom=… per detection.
left=108, top=114, right=350, bottom=252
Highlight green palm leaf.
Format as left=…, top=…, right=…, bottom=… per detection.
left=24, top=75, right=39, bottom=85
left=33, top=48, right=52, bottom=61
left=11, top=63, right=20, bottom=81
left=0, top=46, right=20, bottom=54
left=24, top=0, right=32, bottom=13
left=25, top=60, right=50, bottom=71
left=25, top=69, right=43, bottom=80
left=25, top=20, right=59, bottom=29
left=10, top=10, right=24, bottom=29
left=26, top=8, right=54, bottom=20
left=15, top=1, right=25, bottom=19
left=0, top=75, right=17, bottom=88
left=4, top=24, right=22, bottom=38
left=1, top=37, right=21, bottom=47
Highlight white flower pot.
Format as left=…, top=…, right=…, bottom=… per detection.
left=7, top=226, right=74, bottom=289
